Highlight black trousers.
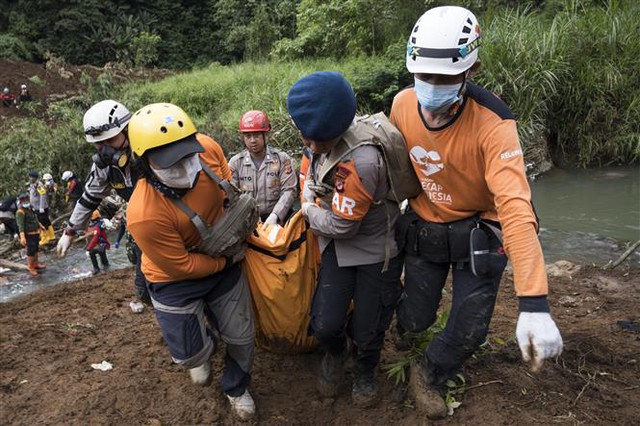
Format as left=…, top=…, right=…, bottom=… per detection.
left=397, top=231, right=507, bottom=386
left=1, top=217, right=18, bottom=235
left=310, top=242, right=403, bottom=373
left=36, top=209, right=51, bottom=228
left=89, top=246, right=109, bottom=270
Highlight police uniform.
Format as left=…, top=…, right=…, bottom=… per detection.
left=228, top=146, right=296, bottom=222
left=306, top=141, right=403, bottom=378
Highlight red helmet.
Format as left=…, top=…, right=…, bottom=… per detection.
left=239, top=110, right=270, bottom=133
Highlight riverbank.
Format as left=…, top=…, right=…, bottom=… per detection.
left=1, top=262, right=638, bottom=424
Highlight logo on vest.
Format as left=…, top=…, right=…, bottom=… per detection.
left=410, top=146, right=444, bottom=177
left=332, top=193, right=356, bottom=216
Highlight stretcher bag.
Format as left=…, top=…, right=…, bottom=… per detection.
left=244, top=210, right=319, bottom=354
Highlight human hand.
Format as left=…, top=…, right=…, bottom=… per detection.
left=20, top=233, right=26, bottom=247
left=56, top=233, right=73, bottom=257
left=264, top=213, right=278, bottom=226
left=102, top=218, right=113, bottom=229
left=301, top=180, right=316, bottom=203
left=39, top=208, right=45, bottom=214
left=516, top=312, right=563, bottom=372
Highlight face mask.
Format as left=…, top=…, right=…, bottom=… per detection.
left=92, top=145, right=129, bottom=169
left=414, top=77, right=463, bottom=114
left=21, top=202, right=31, bottom=208
left=150, top=154, right=202, bottom=189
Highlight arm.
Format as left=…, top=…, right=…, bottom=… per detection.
left=85, top=226, right=99, bottom=251
left=306, top=148, right=379, bottom=239
left=67, top=164, right=112, bottom=233
left=128, top=214, right=226, bottom=281
left=270, top=153, right=297, bottom=221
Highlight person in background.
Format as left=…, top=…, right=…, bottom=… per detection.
left=15, top=193, right=46, bottom=276
left=55, top=99, right=149, bottom=303
left=27, top=171, right=56, bottom=245
left=85, top=210, right=110, bottom=275
left=18, top=84, right=32, bottom=104
left=228, top=110, right=296, bottom=225
left=1, top=87, right=16, bottom=107
left=390, top=6, right=563, bottom=418
left=288, top=72, right=403, bottom=407
left=61, top=170, right=83, bottom=210
left=0, top=196, right=19, bottom=238
left=126, top=103, right=256, bottom=420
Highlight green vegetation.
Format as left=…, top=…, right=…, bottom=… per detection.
left=1, top=0, right=638, bottom=197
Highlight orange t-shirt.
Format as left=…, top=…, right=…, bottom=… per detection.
left=390, top=84, right=547, bottom=297
left=127, top=133, right=231, bottom=283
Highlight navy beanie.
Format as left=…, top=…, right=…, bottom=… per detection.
left=28, top=171, right=39, bottom=178
left=287, top=71, right=356, bottom=142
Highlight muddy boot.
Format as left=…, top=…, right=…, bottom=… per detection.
left=26, top=256, right=38, bottom=276
left=34, top=252, right=46, bottom=270
left=352, top=368, right=379, bottom=408
left=226, top=389, right=255, bottom=421
left=408, top=364, right=447, bottom=419
left=318, top=350, right=347, bottom=398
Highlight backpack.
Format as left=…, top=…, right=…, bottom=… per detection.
left=320, top=113, right=422, bottom=203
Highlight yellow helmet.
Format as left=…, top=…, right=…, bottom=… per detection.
left=128, top=103, right=197, bottom=158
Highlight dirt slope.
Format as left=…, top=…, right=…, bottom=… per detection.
left=1, top=263, right=638, bottom=425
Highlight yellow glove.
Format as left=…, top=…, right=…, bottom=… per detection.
left=20, top=233, right=26, bottom=247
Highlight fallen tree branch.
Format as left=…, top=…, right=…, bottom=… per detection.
left=465, top=380, right=503, bottom=391
left=603, top=239, right=640, bottom=270
left=0, top=258, right=29, bottom=271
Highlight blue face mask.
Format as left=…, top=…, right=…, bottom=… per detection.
left=414, top=77, right=463, bottom=114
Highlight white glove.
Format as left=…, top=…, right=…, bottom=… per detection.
left=264, top=213, right=278, bottom=226
left=85, top=251, right=90, bottom=258
left=39, top=208, right=45, bottom=214
left=516, top=312, right=563, bottom=372
left=301, top=179, right=316, bottom=203
left=56, top=233, right=73, bottom=257
left=102, top=218, right=113, bottom=229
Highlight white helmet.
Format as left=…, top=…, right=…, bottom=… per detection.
left=82, top=100, right=132, bottom=143
left=21, top=84, right=27, bottom=89
left=42, top=173, right=53, bottom=181
left=406, top=6, right=481, bottom=75
left=61, top=171, right=74, bottom=181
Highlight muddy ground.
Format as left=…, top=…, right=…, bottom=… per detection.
left=1, top=261, right=638, bottom=425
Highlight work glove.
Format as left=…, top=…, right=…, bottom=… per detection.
left=301, top=180, right=316, bottom=204
left=85, top=251, right=90, bottom=258
left=20, top=232, right=26, bottom=247
left=56, top=232, right=73, bottom=257
left=264, top=213, right=279, bottom=226
left=39, top=208, right=45, bottom=214
left=516, top=312, right=563, bottom=372
left=114, top=241, right=120, bottom=249
left=102, top=218, right=113, bottom=229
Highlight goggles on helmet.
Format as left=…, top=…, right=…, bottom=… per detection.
left=84, top=112, right=132, bottom=137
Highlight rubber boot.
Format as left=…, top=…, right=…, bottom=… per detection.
left=26, top=256, right=38, bottom=276
left=34, top=252, right=46, bottom=270
left=318, top=348, right=348, bottom=398
left=39, top=230, right=51, bottom=246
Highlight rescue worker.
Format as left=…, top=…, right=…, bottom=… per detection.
left=61, top=170, right=83, bottom=210
left=1, top=87, right=15, bottom=107
left=0, top=195, right=19, bottom=237
left=390, top=6, right=563, bottom=418
left=15, top=193, right=46, bottom=276
left=55, top=100, right=149, bottom=303
left=18, top=83, right=32, bottom=104
left=27, top=171, right=56, bottom=245
left=229, top=110, right=296, bottom=225
left=288, top=72, right=403, bottom=407
left=85, top=210, right=110, bottom=275
left=126, top=103, right=256, bottom=421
